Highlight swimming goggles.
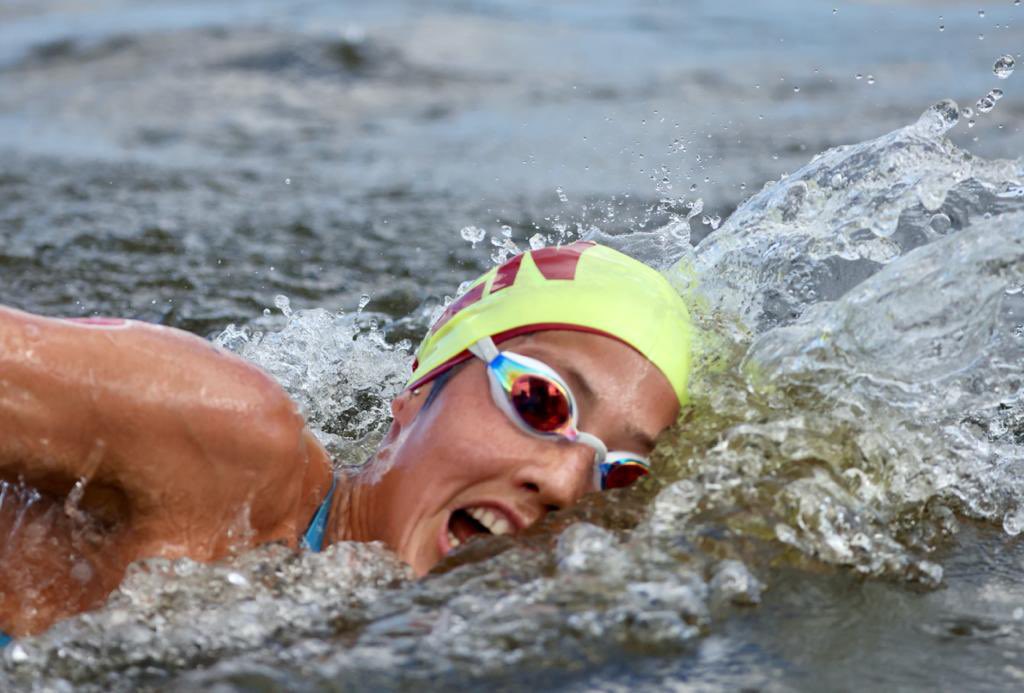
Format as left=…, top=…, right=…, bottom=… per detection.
left=467, top=336, right=651, bottom=491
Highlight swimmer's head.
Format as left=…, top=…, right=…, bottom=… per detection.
left=345, top=242, right=692, bottom=575
left=408, top=241, right=693, bottom=404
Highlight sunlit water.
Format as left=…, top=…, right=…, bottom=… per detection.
left=3, top=1, right=1024, bottom=691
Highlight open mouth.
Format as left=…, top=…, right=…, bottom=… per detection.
left=446, top=505, right=515, bottom=550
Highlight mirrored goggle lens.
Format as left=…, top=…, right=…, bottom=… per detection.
left=600, top=460, right=650, bottom=490
left=509, top=374, right=572, bottom=433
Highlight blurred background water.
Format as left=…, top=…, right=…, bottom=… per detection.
left=2, top=1, right=1024, bottom=691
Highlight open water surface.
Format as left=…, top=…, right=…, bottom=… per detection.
left=2, top=1, right=1024, bottom=690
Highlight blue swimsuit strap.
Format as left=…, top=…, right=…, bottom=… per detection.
left=301, top=474, right=337, bottom=553
left=0, top=475, right=339, bottom=648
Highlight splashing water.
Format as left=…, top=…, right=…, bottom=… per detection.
left=214, top=302, right=413, bottom=463
left=5, top=101, right=1024, bottom=689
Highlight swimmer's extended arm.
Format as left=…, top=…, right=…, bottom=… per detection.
left=0, top=305, right=333, bottom=559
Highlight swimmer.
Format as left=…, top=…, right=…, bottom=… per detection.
left=0, top=241, right=691, bottom=639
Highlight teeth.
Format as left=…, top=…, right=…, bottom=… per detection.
left=466, top=506, right=513, bottom=536
left=447, top=530, right=460, bottom=549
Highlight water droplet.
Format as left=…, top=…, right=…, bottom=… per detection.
left=939, top=24, right=945, bottom=32
left=968, top=118, right=977, bottom=128
left=528, top=233, right=546, bottom=250
left=460, top=225, right=486, bottom=247
left=978, top=33, right=985, bottom=40
left=357, top=294, right=371, bottom=312
left=855, top=73, right=863, bottom=80
left=273, top=294, right=292, bottom=317
left=994, top=54, right=1015, bottom=78
left=9, top=644, right=28, bottom=663
left=990, top=88, right=1004, bottom=100
left=689, top=183, right=698, bottom=192
left=555, top=187, right=569, bottom=203
left=284, top=178, right=291, bottom=185
left=226, top=571, right=249, bottom=587
left=977, top=95, right=996, bottom=113
left=929, top=213, right=952, bottom=234
left=979, top=9, right=986, bottom=18
left=501, top=225, right=512, bottom=238
left=866, top=74, right=876, bottom=85
left=961, top=106, right=975, bottom=119
left=793, top=86, right=801, bottom=93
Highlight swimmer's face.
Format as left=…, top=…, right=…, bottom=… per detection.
left=353, top=330, right=680, bottom=575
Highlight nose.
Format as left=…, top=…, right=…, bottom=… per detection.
left=514, top=440, right=597, bottom=511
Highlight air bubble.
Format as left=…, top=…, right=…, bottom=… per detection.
left=1003, top=507, right=1024, bottom=536
left=994, top=54, right=1015, bottom=79
left=460, top=225, right=486, bottom=248
left=929, top=213, right=952, bottom=234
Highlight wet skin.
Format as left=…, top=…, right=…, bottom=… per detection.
left=0, top=307, right=678, bottom=635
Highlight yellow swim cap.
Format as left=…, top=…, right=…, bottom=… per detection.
left=409, top=241, right=693, bottom=404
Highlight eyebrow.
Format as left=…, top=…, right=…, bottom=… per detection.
left=564, top=365, right=598, bottom=408
left=624, top=424, right=658, bottom=453
left=564, top=365, right=658, bottom=452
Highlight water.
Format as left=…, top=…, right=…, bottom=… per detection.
left=3, top=1, right=1024, bottom=690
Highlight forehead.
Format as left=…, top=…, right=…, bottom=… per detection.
left=500, top=330, right=680, bottom=447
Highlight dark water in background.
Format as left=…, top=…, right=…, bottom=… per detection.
left=3, top=1, right=1024, bottom=691
left=2, top=0, right=1023, bottom=330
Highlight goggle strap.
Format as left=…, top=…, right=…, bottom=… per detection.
left=469, top=336, right=500, bottom=364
